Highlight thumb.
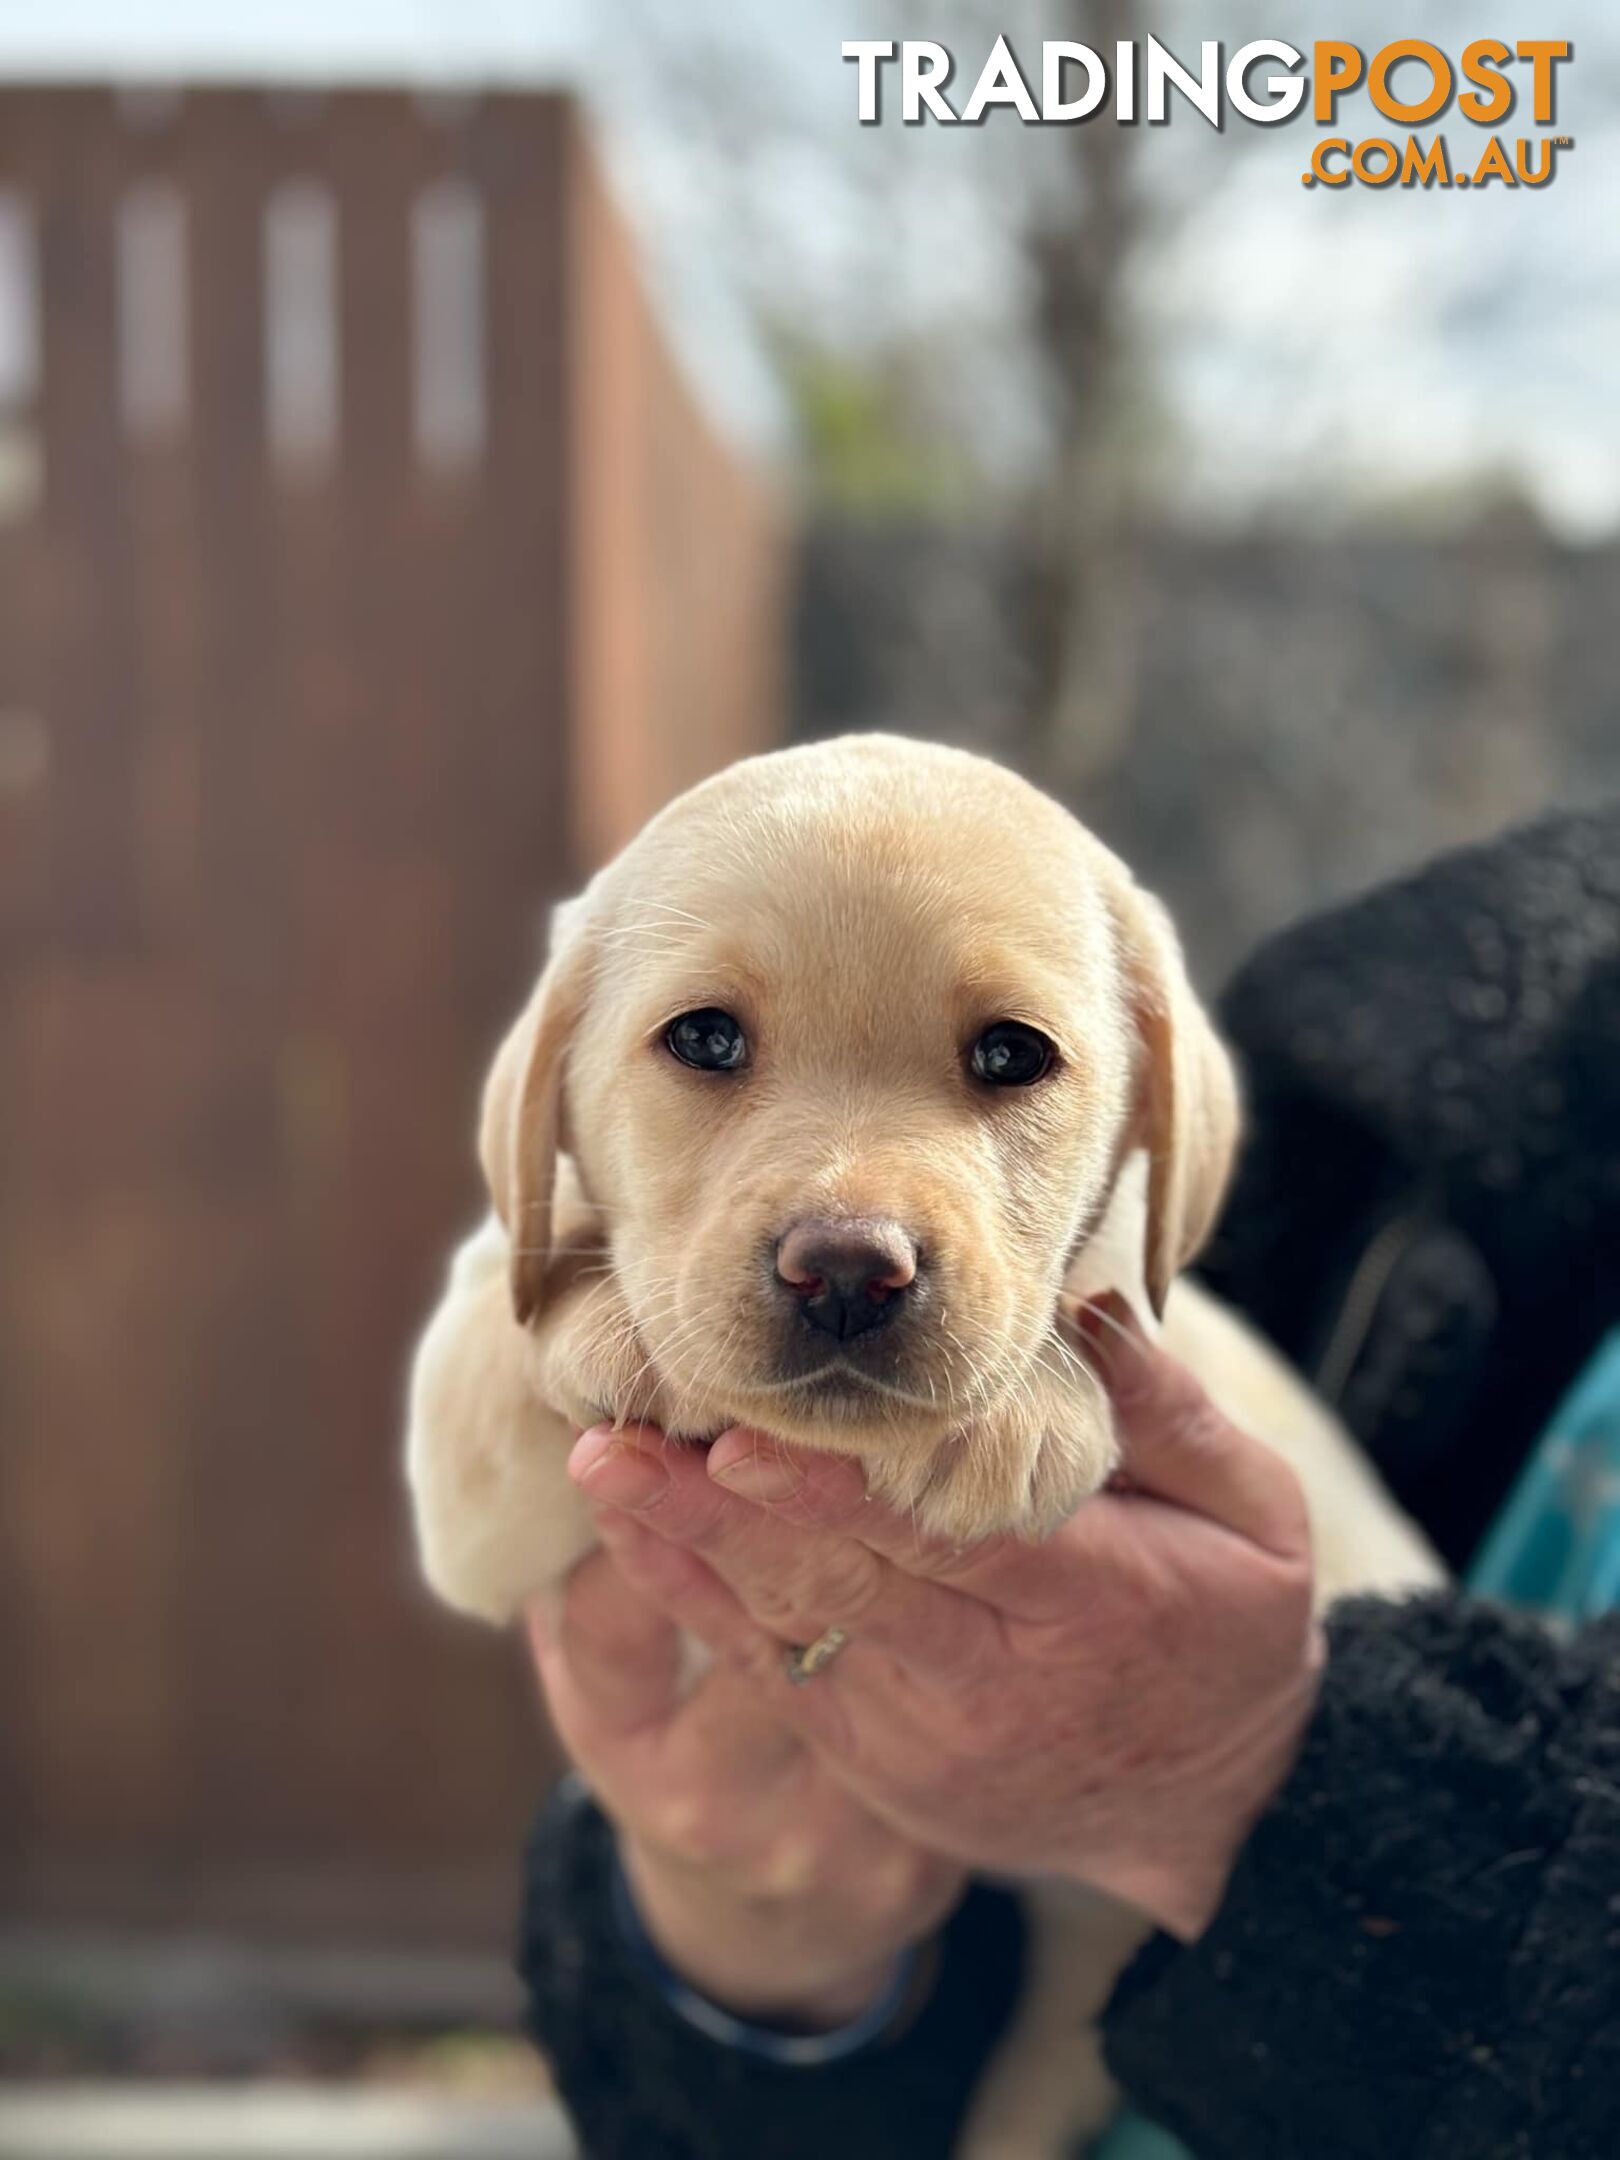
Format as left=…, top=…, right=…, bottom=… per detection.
left=1079, top=1294, right=1311, bottom=1558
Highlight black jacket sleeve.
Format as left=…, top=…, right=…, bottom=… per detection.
left=1101, top=1592, right=1620, bottom=2160
left=518, top=1777, right=1025, bottom=2160
left=1202, top=802, right=1620, bottom=1566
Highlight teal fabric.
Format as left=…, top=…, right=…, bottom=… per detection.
left=1467, top=1329, right=1620, bottom=1621
left=1091, top=2115, right=1192, bottom=2160
left=1089, top=1329, right=1620, bottom=2160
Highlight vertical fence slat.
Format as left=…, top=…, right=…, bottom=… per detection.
left=2, top=93, right=194, bottom=1861
left=32, top=93, right=143, bottom=954
left=0, top=84, right=775, bottom=1943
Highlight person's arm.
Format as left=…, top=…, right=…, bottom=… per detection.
left=521, top=1600, right=1620, bottom=2160
left=520, top=1777, right=1024, bottom=2160
left=574, top=1314, right=1619, bottom=2159
left=1099, top=1592, right=1620, bottom=2160
left=518, top=1538, right=1023, bottom=2160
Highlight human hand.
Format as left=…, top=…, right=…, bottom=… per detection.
left=569, top=1298, right=1324, bottom=1940
left=527, top=1544, right=965, bottom=2029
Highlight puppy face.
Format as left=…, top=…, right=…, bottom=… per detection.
left=484, top=737, right=1236, bottom=1495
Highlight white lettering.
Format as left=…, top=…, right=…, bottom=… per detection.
left=1227, top=39, right=1307, bottom=123
left=902, top=40, right=957, bottom=122
left=961, top=35, right=1040, bottom=123
left=842, top=41, right=895, bottom=124
left=1146, top=37, right=1221, bottom=126
left=1043, top=42, right=1108, bottom=122
left=1116, top=39, right=1137, bottom=121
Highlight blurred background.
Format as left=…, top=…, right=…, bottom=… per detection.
left=1, top=1, right=1616, bottom=2152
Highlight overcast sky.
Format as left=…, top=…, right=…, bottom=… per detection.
left=2, top=0, right=1615, bottom=535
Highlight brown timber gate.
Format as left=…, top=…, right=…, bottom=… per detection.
left=0, top=87, right=780, bottom=1944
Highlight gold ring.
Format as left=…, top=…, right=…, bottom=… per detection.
left=782, top=1625, right=850, bottom=1685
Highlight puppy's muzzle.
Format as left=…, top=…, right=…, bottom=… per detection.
left=775, top=1217, right=918, bottom=1343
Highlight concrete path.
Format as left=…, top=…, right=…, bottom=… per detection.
left=0, top=2085, right=575, bottom=2159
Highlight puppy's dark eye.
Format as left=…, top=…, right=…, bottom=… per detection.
left=970, top=1022, right=1055, bottom=1088
left=666, top=1008, right=748, bottom=1072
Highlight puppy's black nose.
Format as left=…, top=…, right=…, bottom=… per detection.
left=775, top=1218, right=918, bottom=1342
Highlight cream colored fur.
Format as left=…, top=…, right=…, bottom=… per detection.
left=405, top=735, right=1441, bottom=2157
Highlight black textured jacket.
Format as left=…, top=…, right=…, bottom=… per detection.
left=519, top=807, right=1620, bottom=2160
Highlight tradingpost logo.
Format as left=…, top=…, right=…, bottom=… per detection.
left=841, top=37, right=1574, bottom=190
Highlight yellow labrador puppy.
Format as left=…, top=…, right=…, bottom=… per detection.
left=407, top=736, right=1439, bottom=2157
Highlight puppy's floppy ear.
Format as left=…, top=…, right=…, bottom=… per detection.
left=479, top=901, right=592, bottom=1327
left=1106, top=879, right=1240, bottom=1318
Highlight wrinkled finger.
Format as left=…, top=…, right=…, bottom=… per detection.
left=583, top=1423, right=1088, bottom=1662
left=571, top=1424, right=764, bottom=1548
left=574, top=1426, right=888, bottom=1636
left=1080, top=1295, right=1312, bottom=1558
left=594, top=1471, right=996, bottom=1685
left=705, top=1432, right=872, bottom=1527
left=705, top=1426, right=1113, bottom=1627
left=592, top=1508, right=762, bottom=1664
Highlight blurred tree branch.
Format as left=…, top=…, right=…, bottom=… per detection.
left=1022, top=0, right=1144, bottom=787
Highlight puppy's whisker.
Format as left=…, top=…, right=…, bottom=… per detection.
left=1072, top=1299, right=1144, bottom=1355
left=1037, top=1328, right=1102, bottom=1395
left=594, top=932, right=691, bottom=956
left=620, top=901, right=716, bottom=930
left=618, top=1293, right=740, bottom=1406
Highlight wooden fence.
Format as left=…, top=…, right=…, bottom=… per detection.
left=0, top=87, right=781, bottom=1946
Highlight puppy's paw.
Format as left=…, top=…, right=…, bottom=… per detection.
left=528, top=1271, right=685, bottom=1438
left=886, top=1342, right=1117, bottom=1544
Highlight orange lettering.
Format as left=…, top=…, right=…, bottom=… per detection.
left=1402, top=136, right=1450, bottom=187
left=1368, top=40, right=1452, bottom=126
left=1314, top=42, right=1364, bottom=124
left=1352, top=137, right=1401, bottom=186
left=1459, top=40, right=1513, bottom=125
left=1472, top=135, right=1517, bottom=187
left=1516, top=41, right=1570, bottom=125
